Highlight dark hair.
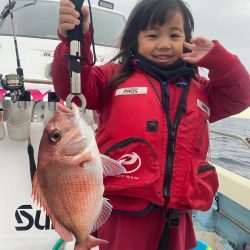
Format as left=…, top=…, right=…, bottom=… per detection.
left=108, top=0, right=195, bottom=88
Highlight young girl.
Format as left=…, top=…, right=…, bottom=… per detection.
left=52, top=0, right=250, bottom=249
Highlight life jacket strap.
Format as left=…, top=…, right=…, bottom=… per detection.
left=157, top=208, right=181, bottom=250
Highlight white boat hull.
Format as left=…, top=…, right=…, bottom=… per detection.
left=0, top=122, right=59, bottom=250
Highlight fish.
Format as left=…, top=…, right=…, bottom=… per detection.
left=32, top=103, right=125, bottom=250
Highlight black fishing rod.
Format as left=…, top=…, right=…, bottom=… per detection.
left=0, top=0, right=16, bottom=21
left=0, top=0, right=37, bottom=21
left=8, top=0, right=22, bottom=76
left=0, top=0, right=35, bottom=181
left=0, top=0, right=37, bottom=103
left=0, top=0, right=26, bottom=103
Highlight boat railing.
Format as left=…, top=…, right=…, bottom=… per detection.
left=23, top=78, right=52, bottom=85
left=210, top=129, right=250, bottom=150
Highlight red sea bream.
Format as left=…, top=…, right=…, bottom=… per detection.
left=32, top=104, right=125, bottom=250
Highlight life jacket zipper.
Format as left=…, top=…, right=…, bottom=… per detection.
left=162, top=82, right=190, bottom=200
left=163, top=117, right=179, bottom=199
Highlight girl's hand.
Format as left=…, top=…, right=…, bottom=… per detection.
left=180, top=37, right=215, bottom=64
left=58, top=0, right=89, bottom=38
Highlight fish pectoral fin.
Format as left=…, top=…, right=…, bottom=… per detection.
left=32, top=172, right=46, bottom=209
left=91, top=198, right=112, bottom=233
left=32, top=173, right=73, bottom=242
left=100, top=154, right=126, bottom=176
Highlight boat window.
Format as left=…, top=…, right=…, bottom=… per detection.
left=0, top=0, right=126, bottom=47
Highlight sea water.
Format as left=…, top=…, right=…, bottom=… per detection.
left=210, top=117, right=250, bottom=179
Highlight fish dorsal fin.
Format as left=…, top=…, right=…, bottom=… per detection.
left=91, top=198, right=112, bottom=233
left=101, top=154, right=126, bottom=176
left=32, top=173, right=73, bottom=242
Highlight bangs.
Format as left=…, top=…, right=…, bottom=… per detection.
left=140, top=1, right=178, bottom=30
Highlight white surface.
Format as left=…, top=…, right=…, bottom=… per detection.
left=0, top=122, right=59, bottom=250
left=216, top=165, right=250, bottom=210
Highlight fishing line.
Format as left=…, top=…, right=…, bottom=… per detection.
left=85, top=0, right=97, bottom=65
left=13, top=0, right=37, bottom=13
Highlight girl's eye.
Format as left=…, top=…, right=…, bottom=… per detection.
left=171, top=33, right=181, bottom=39
left=147, top=34, right=157, bottom=38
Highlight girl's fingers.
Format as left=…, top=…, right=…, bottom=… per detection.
left=183, top=41, right=196, bottom=51
left=59, top=6, right=79, bottom=18
left=190, top=37, right=205, bottom=45
left=81, top=6, right=89, bottom=19
left=59, top=23, right=77, bottom=32
left=59, top=13, right=80, bottom=25
left=60, top=0, right=75, bottom=8
left=83, top=22, right=90, bottom=33
left=190, top=37, right=214, bottom=48
left=181, top=55, right=197, bottom=64
left=81, top=7, right=90, bottom=33
left=58, top=23, right=77, bottom=37
left=180, top=52, right=192, bottom=58
left=58, top=1, right=90, bottom=36
left=58, top=11, right=80, bottom=37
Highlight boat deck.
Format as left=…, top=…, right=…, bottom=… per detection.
left=195, top=227, right=234, bottom=250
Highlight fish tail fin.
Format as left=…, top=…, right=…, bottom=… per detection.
left=74, top=235, right=108, bottom=250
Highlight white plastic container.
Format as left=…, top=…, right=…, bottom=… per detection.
left=5, top=101, right=33, bottom=141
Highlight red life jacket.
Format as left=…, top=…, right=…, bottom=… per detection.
left=95, top=70, right=218, bottom=212
left=52, top=36, right=250, bottom=214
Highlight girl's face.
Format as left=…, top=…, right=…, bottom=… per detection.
left=137, top=11, right=185, bottom=65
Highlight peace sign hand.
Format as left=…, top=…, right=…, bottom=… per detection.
left=180, top=37, right=215, bottom=64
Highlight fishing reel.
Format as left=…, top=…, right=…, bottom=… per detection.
left=0, top=71, right=25, bottom=103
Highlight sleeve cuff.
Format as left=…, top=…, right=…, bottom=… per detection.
left=197, top=40, right=238, bottom=78
left=57, top=30, right=70, bottom=46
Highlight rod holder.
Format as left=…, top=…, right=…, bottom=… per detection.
left=4, top=96, right=33, bottom=141
left=44, top=92, right=60, bottom=125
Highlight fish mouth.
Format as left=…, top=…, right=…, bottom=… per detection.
left=57, top=104, right=74, bottom=114
left=56, top=104, right=79, bottom=120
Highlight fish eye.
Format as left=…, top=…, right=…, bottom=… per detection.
left=49, top=129, right=62, bottom=143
